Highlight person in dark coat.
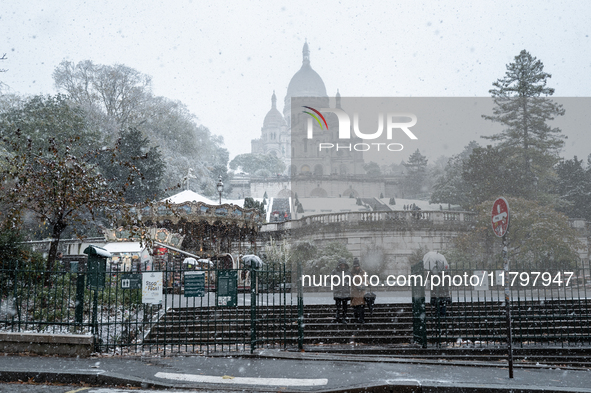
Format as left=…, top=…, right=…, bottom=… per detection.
left=430, top=262, right=451, bottom=317
left=331, top=259, right=351, bottom=323
left=350, top=258, right=367, bottom=324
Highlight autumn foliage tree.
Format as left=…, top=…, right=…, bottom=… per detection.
left=448, top=198, right=581, bottom=272
left=0, top=130, right=140, bottom=281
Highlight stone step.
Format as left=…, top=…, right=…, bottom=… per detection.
left=145, top=300, right=591, bottom=347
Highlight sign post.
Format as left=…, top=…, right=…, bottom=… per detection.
left=492, top=197, right=513, bottom=379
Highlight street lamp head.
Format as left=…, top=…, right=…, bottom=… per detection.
left=216, top=175, right=224, bottom=193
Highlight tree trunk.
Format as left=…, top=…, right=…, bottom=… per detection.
left=44, top=221, right=66, bottom=287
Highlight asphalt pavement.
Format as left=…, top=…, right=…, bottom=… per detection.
left=0, top=350, right=591, bottom=392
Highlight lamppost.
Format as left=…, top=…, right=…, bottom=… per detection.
left=216, top=175, right=224, bottom=205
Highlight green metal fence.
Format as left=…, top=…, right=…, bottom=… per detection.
left=0, top=259, right=302, bottom=355
left=413, top=258, right=591, bottom=348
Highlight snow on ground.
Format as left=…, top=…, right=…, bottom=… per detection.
left=293, top=197, right=460, bottom=217
left=223, top=198, right=264, bottom=208
left=378, top=198, right=460, bottom=211
left=296, top=197, right=371, bottom=218
left=163, top=190, right=264, bottom=208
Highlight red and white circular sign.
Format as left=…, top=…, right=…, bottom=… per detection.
left=491, top=197, right=510, bottom=237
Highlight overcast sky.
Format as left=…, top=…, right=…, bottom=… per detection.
left=2, top=0, right=590, bottom=162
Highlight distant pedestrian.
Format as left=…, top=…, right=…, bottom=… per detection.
left=331, top=259, right=351, bottom=323
left=430, top=263, right=451, bottom=317
left=350, top=258, right=366, bottom=324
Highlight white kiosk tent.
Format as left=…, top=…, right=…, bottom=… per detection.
left=102, top=242, right=151, bottom=272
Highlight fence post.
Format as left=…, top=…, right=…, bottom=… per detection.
left=411, top=262, right=427, bottom=348
left=11, top=260, right=21, bottom=332
left=250, top=267, right=257, bottom=354
left=75, top=273, right=85, bottom=327
left=503, top=235, right=514, bottom=378
left=92, top=289, right=99, bottom=352
left=297, top=259, right=304, bottom=351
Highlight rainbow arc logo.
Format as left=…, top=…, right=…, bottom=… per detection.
left=302, top=106, right=329, bottom=130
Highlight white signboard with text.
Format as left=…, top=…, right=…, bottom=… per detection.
left=473, top=270, right=490, bottom=291
left=142, top=272, right=163, bottom=305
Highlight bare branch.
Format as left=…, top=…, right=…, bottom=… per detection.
left=0, top=53, right=7, bottom=72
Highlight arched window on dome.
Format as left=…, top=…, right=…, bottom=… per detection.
left=301, top=165, right=310, bottom=174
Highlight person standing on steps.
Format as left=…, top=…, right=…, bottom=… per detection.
left=350, top=258, right=367, bottom=324
left=331, top=259, right=351, bottom=323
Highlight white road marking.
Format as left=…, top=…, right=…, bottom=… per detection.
left=89, top=390, right=155, bottom=393
left=65, top=388, right=90, bottom=393
left=154, top=371, right=328, bottom=386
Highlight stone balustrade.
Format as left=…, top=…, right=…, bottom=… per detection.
left=261, top=210, right=477, bottom=232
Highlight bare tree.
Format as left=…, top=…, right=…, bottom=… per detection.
left=53, top=59, right=230, bottom=198
left=1, top=130, right=145, bottom=284
left=53, top=60, right=152, bottom=130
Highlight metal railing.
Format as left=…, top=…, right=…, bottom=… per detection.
left=0, top=260, right=302, bottom=355
left=412, top=259, right=591, bottom=348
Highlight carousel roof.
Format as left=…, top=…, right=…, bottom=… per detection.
left=162, top=190, right=216, bottom=205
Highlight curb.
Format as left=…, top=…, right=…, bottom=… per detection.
left=210, top=350, right=591, bottom=372
left=1, top=368, right=591, bottom=393
left=0, top=369, right=171, bottom=390
left=299, top=383, right=591, bottom=393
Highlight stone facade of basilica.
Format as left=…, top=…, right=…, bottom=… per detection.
left=250, top=42, right=365, bottom=182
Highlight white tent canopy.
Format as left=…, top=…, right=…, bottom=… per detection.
left=103, top=242, right=144, bottom=253
left=162, top=190, right=216, bottom=205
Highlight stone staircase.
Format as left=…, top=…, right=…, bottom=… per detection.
left=143, top=299, right=591, bottom=349
left=269, top=197, right=291, bottom=222
left=302, top=303, right=413, bottom=344
left=360, top=197, right=391, bottom=212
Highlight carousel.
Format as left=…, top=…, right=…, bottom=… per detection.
left=104, top=188, right=264, bottom=290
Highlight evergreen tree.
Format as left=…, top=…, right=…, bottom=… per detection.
left=363, top=161, right=382, bottom=177
left=402, top=149, right=428, bottom=197
left=431, top=141, right=479, bottom=208
left=98, top=127, right=165, bottom=203
left=482, top=50, right=565, bottom=200
left=462, top=145, right=524, bottom=207
left=554, top=156, right=591, bottom=220
left=244, top=197, right=266, bottom=217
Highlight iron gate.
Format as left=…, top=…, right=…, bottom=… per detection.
left=0, top=259, right=303, bottom=355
